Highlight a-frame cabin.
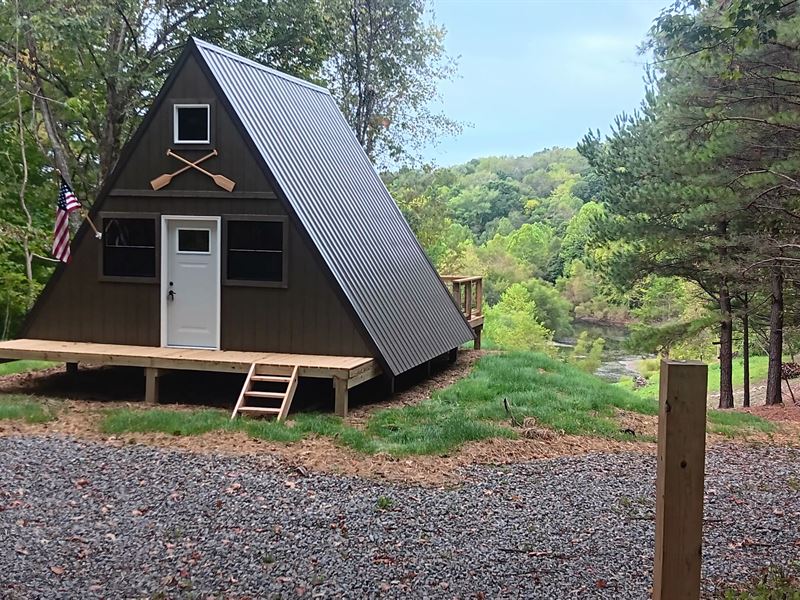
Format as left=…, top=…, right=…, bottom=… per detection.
left=0, top=39, right=483, bottom=418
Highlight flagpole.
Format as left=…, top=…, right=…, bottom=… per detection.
left=55, top=169, right=102, bottom=239
left=82, top=212, right=102, bottom=239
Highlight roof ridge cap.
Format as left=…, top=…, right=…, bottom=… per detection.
left=191, top=37, right=330, bottom=95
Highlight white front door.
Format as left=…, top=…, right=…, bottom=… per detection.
left=162, top=217, right=220, bottom=349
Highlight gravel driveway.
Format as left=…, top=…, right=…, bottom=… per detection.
left=1, top=437, right=798, bottom=599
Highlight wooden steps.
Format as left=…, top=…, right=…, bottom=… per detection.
left=231, top=363, right=299, bottom=421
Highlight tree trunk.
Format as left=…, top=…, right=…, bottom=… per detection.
left=766, top=265, right=784, bottom=405
left=742, top=308, right=750, bottom=408
left=24, top=31, right=81, bottom=232
left=14, top=0, right=34, bottom=304
left=718, top=286, right=734, bottom=409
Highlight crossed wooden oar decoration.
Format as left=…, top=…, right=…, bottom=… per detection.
left=150, top=149, right=236, bottom=192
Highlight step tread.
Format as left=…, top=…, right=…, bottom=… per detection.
left=244, top=391, right=286, bottom=399
left=251, top=375, right=291, bottom=383
left=238, top=406, right=281, bottom=414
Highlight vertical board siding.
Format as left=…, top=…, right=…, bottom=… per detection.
left=25, top=56, right=372, bottom=359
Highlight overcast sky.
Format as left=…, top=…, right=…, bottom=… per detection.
left=423, top=0, right=665, bottom=165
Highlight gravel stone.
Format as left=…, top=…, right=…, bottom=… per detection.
left=1, top=436, right=798, bottom=598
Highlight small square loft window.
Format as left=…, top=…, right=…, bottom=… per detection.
left=174, top=104, right=210, bottom=144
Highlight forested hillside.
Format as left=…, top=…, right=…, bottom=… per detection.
left=384, top=149, right=713, bottom=363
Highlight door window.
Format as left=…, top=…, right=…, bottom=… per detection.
left=177, top=228, right=210, bottom=254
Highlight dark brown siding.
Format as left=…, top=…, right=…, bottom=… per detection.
left=114, top=55, right=268, bottom=194
left=25, top=56, right=373, bottom=358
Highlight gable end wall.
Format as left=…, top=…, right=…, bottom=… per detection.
left=24, top=55, right=373, bottom=358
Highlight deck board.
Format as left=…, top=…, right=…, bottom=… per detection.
left=0, top=339, right=378, bottom=380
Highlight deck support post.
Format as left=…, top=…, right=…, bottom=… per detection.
left=66, top=362, right=79, bottom=375
left=145, top=367, right=162, bottom=405
left=653, top=360, right=707, bottom=600
left=474, top=326, right=482, bottom=350
left=333, top=376, right=348, bottom=418
left=426, top=360, right=432, bottom=376
left=448, top=348, right=458, bottom=363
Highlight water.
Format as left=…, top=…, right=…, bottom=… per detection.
left=555, top=320, right=647, bottom=382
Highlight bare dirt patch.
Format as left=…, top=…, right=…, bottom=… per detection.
left=741, top=404, right=800, bottom=423
left=615, top=409, right=658, bottom=439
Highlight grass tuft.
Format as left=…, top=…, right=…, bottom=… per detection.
left=0, top=394, right=58, bottom=423
left=707, top=410, right=776, bottom=438
left=376, top=496, right=394, bottom=510
left=101, top=408, right=235, bottom=436
left=0, top=360, right=58, bottom=377
left=720, top=564, right=800, bottom=599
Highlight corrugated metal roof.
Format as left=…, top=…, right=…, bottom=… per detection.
left=192, top=38, right=474, bottom=375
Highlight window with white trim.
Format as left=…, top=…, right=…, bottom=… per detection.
left=173, top=104, right=210, bottom=144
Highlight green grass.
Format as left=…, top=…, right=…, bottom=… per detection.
left=621, top=356, right=773, bottom=400
left=720, top=564, right=800, bottom=599
left=707, top=410, right=776, bottom=438
left=101, top=408, right=236, bottom=436
left=0, top=360, right=58, bottom=376
left=618, top=356, right=777, bottom=437
left=98, top=352, right=657, bottom=455
left=0, top=394, right=58, bottom=423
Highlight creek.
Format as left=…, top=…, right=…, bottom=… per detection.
left=555, top=320, right=646, bottom=383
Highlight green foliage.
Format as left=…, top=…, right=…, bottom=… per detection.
left=580, top=0, right=800, bottom=405
left=505, top=223, right=557, bottom=277
left=627, top=278, right=718, bottom=360
left=560, top=201, right=605, bottom=267
left=522, top=279, right=573, bottom=337
left=569, top=332, right=606, bottom=373
left=0, top=395, right=57, bottom=423
left=322, top=0, right=460, bottom=165
left=483, top=284, right=553, bottom=352
left=376, top=496, right=394, bottom=510
left=719, top=564, right=800, bottom=599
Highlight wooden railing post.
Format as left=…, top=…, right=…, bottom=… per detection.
left=653, top=359, right=708, bottom=600
left=475, top=278, right=483, bottom=316
left=464, top=280, right=473, bottom=317
left=452, top=281, right=462, bottom=312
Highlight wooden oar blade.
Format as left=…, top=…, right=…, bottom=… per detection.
left=150, top=173, right=173, bottom=190
left=213, top=174, right=236, bottom=192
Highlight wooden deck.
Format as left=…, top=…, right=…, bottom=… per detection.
left=0, top=339, right=381, bottom=417
left=441, top=275, right=485, bottom=348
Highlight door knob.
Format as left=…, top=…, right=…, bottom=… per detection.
left=167, top=289, right=176, bottom=301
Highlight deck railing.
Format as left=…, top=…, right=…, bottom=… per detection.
left=440, top=275, right=483, bottom=322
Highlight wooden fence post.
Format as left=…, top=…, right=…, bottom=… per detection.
left=653, top=359, right=708, bottom=600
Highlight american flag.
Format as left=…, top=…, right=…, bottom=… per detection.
left=52, top=178, right=81, bottom=263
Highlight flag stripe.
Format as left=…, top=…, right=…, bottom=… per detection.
left=53, top=178, right=81, bottom=263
